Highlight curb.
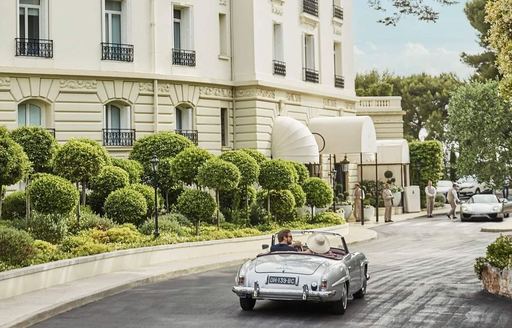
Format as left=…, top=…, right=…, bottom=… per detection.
left=481, top=226, right=512, bottom=233
left=5, top=259, right=248, bottom=328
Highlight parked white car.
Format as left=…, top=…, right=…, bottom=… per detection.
left=457, top=176, right=491, bottom=197
left=436, top=180, right=453, bottom=202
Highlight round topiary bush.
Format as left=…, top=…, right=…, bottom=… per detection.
left=177, top=189, right=216, bottom=235
left=10, top=126, right=57, bottom=173
left=27, top=212, right=69, bottom=244
left=28, top=174, right=79, bottom=215
left=219, top=150, right=259, bottom=186
left=129, top=183, right=162, bottom=218
left=289, top=184, right=306, bottom=208
left=302, top=177, right=334, bottom=211
left=74, top=138, right=112, bottom=166
left=89, top=166, right=130, bottom=213
left=104, top=187, right=148, bottom=226
left=0, top=226, right=35, bottom=266
left=311, top=211, right=346, bottom=225
left=1, top=191, right=26, bottom=220
left=268, top=190, right=295, bottom=222
left=171, top=147, right=213, bottom=185
left=111, top=158, right=144, bottom=184
left=197, top=158, right=241, bottom=191
left=290, top=162, right=310, bottom=185
left=258, top=159, right=296, bottom=191
left=240, top=148, right=267, bottom=166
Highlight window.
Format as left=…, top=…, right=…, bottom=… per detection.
left=103, top=103, right=135, bottom=146
left=273, top=23, right=283, bottom=61
left=219, top=13, right=228, bottom=56
left=104, top=0, right=122, bottom=44
left=304, top=34, right=315, bottom=69
left=172, top=6, right=195, bottom=66
left=174, top=9, right=182, bottom=49
left=175, top=105, right=192, bottom=131
left=18, top=102, right=42, bottom=127
left=334, top=42, right=344, bottom=88
left=19, top=0, right=41, bottom=40
left=221, top=108, right=228, bottom=147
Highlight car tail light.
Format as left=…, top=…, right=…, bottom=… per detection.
left=320, top=279, right=328, bottom=290
left=238, top=276, right=245, bottom=286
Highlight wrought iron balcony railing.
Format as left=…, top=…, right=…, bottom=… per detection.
left=175, top=129, right=198, bottom=145
left=303, top=0, right=319, bottom=16
left=102, top=129, right=136, bottom=146
left=172, top=49, right=196, bottom=66
left=333, top=5, right=344, bottom=20
left=303, top=68, right=319, bottom=83
left=15, top=38, right=53, bottom=58
left=273, top=60, right=286, bottom=76
left=335, top=75, right=345, bottom=88
left=101, top=43, right=134, bottom=62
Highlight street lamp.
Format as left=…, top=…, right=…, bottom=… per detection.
left=329, top=167, right=337, bottom=212
left=340, top=155, right=350, bottom=199
left=150, top=154, right=160, bottom=238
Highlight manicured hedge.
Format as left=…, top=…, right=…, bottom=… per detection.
left=219, top=150, right=259, bottom=186
left=10, top=126, right=57, bottom=173
left=302, top=177, right=333, bottom=209
left=104, top=188, right=148, bottom=226
left=177, top=189, right=216, bottom=235
left=28, top=174, right=79, bottom=215
left=259, top=159, right=296, bottom=191
left=0, top=226, right=35, bottom=266
left=111, top=158, right=144, bottom=184
left=171, top=147, right=212, bottom=185
left=1, top=191, right=26, bottom=220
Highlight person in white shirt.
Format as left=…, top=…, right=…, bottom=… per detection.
left=446, top=184, right=460, bottom=220
left=425, top=180, right=437, bottom=218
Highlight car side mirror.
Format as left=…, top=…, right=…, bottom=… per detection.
left=500, top=198, right=508, bottom=203
left=262, top=244, right=269, bottom=250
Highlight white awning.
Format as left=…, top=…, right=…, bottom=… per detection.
left=308, top=116, right=378, bottom=157
left=363, top=139, right=410, bottom=164
left=271, top=116, right=319, bottom=164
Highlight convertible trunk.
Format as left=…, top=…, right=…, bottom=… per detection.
left=254, top=254, right=326, bottom=275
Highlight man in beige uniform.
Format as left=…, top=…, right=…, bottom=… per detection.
left=353, top=183, right=365, bottom=221
left=447, top=183, right=460, bottom=220
left=425, top=180, right=437, bottom=218
left=382, top=184, right=394, bottom=222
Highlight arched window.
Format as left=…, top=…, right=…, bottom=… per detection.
left=175, top=104, right=192, bottom=131
left=104, top=102, right=134, bottom=146
left=18, top=102, right=43, bottom=126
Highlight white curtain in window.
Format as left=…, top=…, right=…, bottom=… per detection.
left=18, top=103, right=42, bottom=126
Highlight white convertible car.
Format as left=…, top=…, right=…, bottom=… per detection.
left=232, top=230, right=369, bottom=315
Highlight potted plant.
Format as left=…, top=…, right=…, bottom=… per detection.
left=363, top=198, right=374, bottom=220
left=339, top=199, right=353, bottom=220
left=390, top=185, right=404, bottom=206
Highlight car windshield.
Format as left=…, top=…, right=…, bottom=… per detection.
left=458, top=177, right=476, bottom=184
left=437, top=181, right=452, bottom=187
left=272, top=230, right=346, bottom=251
left=471, top=195, right=498, bottom=204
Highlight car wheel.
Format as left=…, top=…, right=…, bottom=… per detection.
left=239, top=297, right=256, bottom=311
left=330, top=283, right=348, bottom=315
left=353, top=273, right=367, bottom=299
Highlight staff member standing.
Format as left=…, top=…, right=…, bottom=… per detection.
left=447, top=183, right=460, bottom=220
left=353, top=183, right=365, bottom=221
left=382, top=184, right=394, bottom=222
left=425, top=180, right=437, bottom=218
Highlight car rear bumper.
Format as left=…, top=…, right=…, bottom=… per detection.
left=232, top=285, right=336, bottom=302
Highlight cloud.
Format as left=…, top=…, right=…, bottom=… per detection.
left=354, top=42, right=474, bottom=78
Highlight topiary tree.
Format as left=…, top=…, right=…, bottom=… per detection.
left=240, top=148, right=268, bottom=166
left=111, top=158, right=143, bottom=184
left=171, top=147, right=213, bottom=185
left=0, top=226, right=35, bottom=266
left=258, top=159, right=296, bottom=191
left=104, top=187, right=148, bottom=226
left=88, top=166, right=130, bottom=214
left=129, top=183, right=162, bottom=219
left=10, top=126, right=57, bottom=173
left=28, top=174, right=79, bottom=215
left=0, top=136, right=30, bottom=218
left=156, top=157, right=179, bottom=211
left=1, top=190, right=26, bottom=220
left=197, top=158, right=240, bottom=227
left=75, top=138, right=112, bottom=166
left=291, top=162, right=310, bottom=185
left=257, top=190, right=296, bottom=223
left=129, top=132, right=193, bottom=179
left=53, top=139, right=109, bottom=206
left=302, top=177, right=334, bottom=217
left=289, top=184, right=306, bottom=208
left=176, top=189, right=216, bottom=235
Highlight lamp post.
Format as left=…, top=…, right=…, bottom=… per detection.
left=150, top=154, right=160, bottom=238
left=330, top=167, right=337, bottom=212
left=340, top=155, right=350, bottom=193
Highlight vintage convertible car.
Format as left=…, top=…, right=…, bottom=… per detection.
left=232, top=230, right=369, bottom=315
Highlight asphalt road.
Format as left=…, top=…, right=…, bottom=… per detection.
left=34, top=216, right=512, bottom=328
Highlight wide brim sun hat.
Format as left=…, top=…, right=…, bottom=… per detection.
left=307, top=233, right=331, bottom=254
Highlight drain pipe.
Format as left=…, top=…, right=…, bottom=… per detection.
left=151, top=0, right=159, bottom=132
left=229, top=0, right=236, bottom=149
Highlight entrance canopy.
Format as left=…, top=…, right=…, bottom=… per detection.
left=368, top=139, right=410, bottom=164
left=308, top=116, right=377, bottom=157
left=271, top=116, right=319, bottom=164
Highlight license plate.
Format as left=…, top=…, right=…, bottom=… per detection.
left=268, top=276, right=296, bottom=285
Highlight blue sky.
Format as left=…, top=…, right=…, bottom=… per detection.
left=353, top=0, right=482, bottom=78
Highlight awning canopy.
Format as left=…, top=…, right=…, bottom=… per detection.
left=308, top=116, right=377, bottom=156
left=271, top=116, right=319, bottom=164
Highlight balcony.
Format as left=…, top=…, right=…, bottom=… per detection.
left=101, top=43, right=134, bottom=62
left=15, top=38, right=53, bottom=58
left=172, top=49, right=196, bottom=66
left=273, top=60, right=286, bottom=76
left=333, top=5, right=343, bottom=20
left=335, top=75, right=345, bottom=89
left=303, top=68, right=319, bottom=83
left=102, top=129, right=136, bottom=147
left=175, top=129, right=198, bottom=145
left=303, top=0, right=319, bottom=16
left=356, top=96, right=403, bottom=112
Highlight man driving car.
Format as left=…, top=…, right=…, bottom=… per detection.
left=270, top=229, right=297, bottom=252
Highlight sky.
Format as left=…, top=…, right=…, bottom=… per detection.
left=353, top=0, right=483, bottom=79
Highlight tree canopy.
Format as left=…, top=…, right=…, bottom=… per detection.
left=368, top=0, right=458, bottom=26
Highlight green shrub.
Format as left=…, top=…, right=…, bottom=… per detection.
left=67, top=210, right=114, bottom=234
left=104, top=188, right=148, bottom=226
left=485, top=235, right=512, bottom=270
left=289, top=184, right=306, bottom=208
left=197, top=158, right=241, bottom=192
left=219, top=150, right=259, bottom=186
left=26, top=212, right=68, bottom=244
left=157, top=158, right=179, bottom=210
left=220, top=186, right=256, bottom=211
left=111, top=158, right=143, bottom=184
left=240, top=148, right=268, bottom=165
left=409, top=140, right=444, bottom=205
left=0, top=226, right=35, bottom=266
left=249, top=203, right=270, bottom=226
left=0, top=261, right=16, bottom=272
left=89, top=166, right=130, bottom=213
left=176, top=189, right=216, bottom=235
left=139, top=215, right=185, bottom=235
left=10, top=126, right=57, bottom=173
left=258, top=159, right=296, bottom=191
left=31, top=240, right=64, bottom=265
left=257, top=190, right=296, bottom=222
left=302, top=178, right=333, bottom=209
left=171, top=147, right=213, bottom=185
left=361, top=180, right=385, bottom=207
left=28, top=174, right=79, bottom=215
left=129, top=183, right=162, bottom=218
left=0, top=136, right=30, bottom=216
left=311, top=211, right=346, bottom=225
left=59, top=233, right=112, bottom=257
left=1, top=191, right=26, bottom=220
left=474, top=257, right=487, bottom=280
left=105, top=225, right=145, bottom=244
left=74, top=138, right=112, bottom=166
left=290, top=162, right=310, bottom=185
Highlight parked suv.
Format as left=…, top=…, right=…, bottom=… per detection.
left=436, top=180, right=453, bottom=203
left=457, top=176, right=491, bottom=198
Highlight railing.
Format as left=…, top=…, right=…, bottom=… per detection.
left=306, top=163, right=321, bottom=178
left=333, top=4, right=343, bottom=20
left=175, top=129, right=198, bottom=145
left=303, top=68, right=319, bottom=83
left=45, top=128, right=56, bottom=138
left=15, top=38, right=53, bottom=58
left=102, top=129, right=136, bottom=146
left=303, top=0, right=319, bottom=16
left=356, top=96, right=403, bottom=111
left=335, top=75, right=345, bottom=88
left=172, top=49, right=196, bottom=66
left=273, top=60, right=286, bottom=76
left=101, top=43, right=134, bottom=62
